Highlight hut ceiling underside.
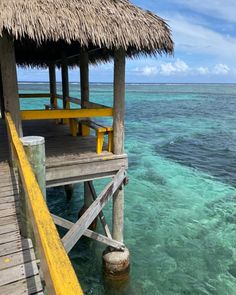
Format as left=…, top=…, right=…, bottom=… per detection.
left=14, top=39, right=169, bottom=68
left=0, top=0, right=173, bottom=67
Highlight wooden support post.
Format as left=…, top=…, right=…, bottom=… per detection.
left=64, top=184, right=74, bottom=201
left=80, top=48, right=89, bottom=108
left=20, top=136, right=46, bottom=257
left=61, top=59, right=69, bottom=124
left=112, top=48, right=126, bottom=243
left=113, top=48, right=125, bottom=155
left=102, top=48, right=129, bottom=280
left=80, top=48, right=92, bottom=208
left=49, top=63, right=57, bottom=107
left=0, top=32, right=22, bottom=136
left=61, top=60, right=69, bottom=109
left=0, top=68, right=5, bottom=119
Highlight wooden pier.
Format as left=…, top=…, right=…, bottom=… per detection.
left=0, top=162, right=44, bottom=295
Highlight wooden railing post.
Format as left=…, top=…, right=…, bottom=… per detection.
left=19, top=136, right=46, bottom=256
left=21, top=136, right=46, bottom=199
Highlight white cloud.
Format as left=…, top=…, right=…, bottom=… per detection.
left=197, top=67, right=209, bottom=75
left=132, top=59, right=232, bottom=77
left=142, top=66, right=158, bottom=76
left=133, top=66, right=158, bottom=76
left=213, top=64, right=230, bottom=75
left=160, top=59, right=189, bottom=76
left=172, top=0, right=236, bottom=24
left=166, top=16, right=236, bottom=59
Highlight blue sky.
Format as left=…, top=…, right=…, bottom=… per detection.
left=18, top=0, right=236, bottom=83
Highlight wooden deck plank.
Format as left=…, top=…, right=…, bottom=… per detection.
left=0, top=231, right=20, bottom=245
left=0, top=202, right=19, bottom=211
left=0, top=191, right=19, bottom=198
left=0, top=260, right=39, bottom=287
left=0, top=215, right=20, bottom=226
left=0, top=248, right=36, bottom=270
left=0, top=207, right=19, bottom=218
left=0, top=222, right=19, bottom=235
left=0, top=195, right=18, bottom=204
left=0, top=239, right=32, bottom=257
left=0, top=275, right=43, bottom=295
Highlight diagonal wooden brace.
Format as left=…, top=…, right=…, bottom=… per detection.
left=88, top=181, right=112, bottom=239
left=62, top=168, right=126, bottom=253
left=52, top=214, right=125, bottom=251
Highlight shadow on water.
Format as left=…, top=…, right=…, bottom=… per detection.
left=156, top=131, right=236, bottom=188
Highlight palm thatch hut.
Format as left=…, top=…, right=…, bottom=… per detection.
left=0, top=0, right=173, bottom=292
left=0, top=0, right=173, bottom=66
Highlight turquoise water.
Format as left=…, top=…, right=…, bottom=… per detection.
left=19, top=83, right=236, bottom=294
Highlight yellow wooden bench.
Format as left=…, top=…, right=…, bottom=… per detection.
left=44, top=106, right=113, bottom=153
left=80, top=120, right=113, bottom=154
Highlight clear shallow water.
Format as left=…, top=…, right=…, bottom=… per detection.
left=19, top=83, right=236, bottom=294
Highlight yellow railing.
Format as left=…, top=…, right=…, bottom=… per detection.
left=5, top=111, right=84, bottom=295
left=20, top=108, right=113, bottom=120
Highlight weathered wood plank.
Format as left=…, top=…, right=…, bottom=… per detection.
left=0, top=191, right=19, bottom=198
left=0, top=207, right=19, bottom=218
left=62, top=168, right=125, bottom=252
left=0, top=215, right=19, bottom=227
left=0, top=185, right=18, bottom=193
left=0, top=202, right=19, bottom=211
left=0, top=195, right=18, bottom=204
left=46, top=157, right=128, bottom=186
left=0, top=239, right=32, bottom=257
left=0, top=260, right=39, bottom=286
left=0, top=248, right=36, bottom=270
left=0, top=214, right=19, bottom=226
left=0, top=275, right=43, bottom=295
left=0, top=231, right=20, bottom=245
left=0, top=223, right=19, bottom=235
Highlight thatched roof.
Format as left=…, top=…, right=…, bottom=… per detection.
left=0, top=0, right=174, bottom=66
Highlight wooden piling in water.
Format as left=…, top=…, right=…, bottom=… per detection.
left=112, top=48, right=126, bottom=243
left=103, top=48, right=130, bottom=279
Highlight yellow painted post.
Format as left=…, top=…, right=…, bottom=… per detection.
left=81, top=125, right=90, bottom=136
left=96, top=132, right=104, bottom=154
left=107, top=131, right=113, bottom=152
left=69, top=119, right=78, bottom=137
